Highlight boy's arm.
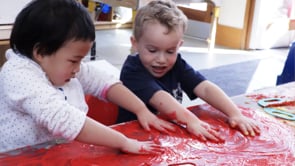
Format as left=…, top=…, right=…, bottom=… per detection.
left=194, top=80, right=260, bottom=136
left=194, top=80, right=242, bottom=117
left=149, top=90, right=222, bottom=142
left=105, top=83, right=175, bottom=132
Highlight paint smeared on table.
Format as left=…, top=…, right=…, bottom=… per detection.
left=0, top=105, right=295, bottom=165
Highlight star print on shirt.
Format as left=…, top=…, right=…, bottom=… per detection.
left=172, top=82, right=183, bottom=103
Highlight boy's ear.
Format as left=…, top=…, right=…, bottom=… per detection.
left=130, top=35, right=136, bottom=43
left=179, top=39, right=184, bottom=47
left=130, top=36, right=137, bottom=47
left=130, top=36, right=138, bottom=54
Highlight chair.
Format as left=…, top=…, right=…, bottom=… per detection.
left=84, top=57, right=120, bottom=125
left=85, top=95, right=118, bottom=126
left=276, top=42, right=295, bottom=85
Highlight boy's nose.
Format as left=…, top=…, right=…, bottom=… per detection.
left=156, top=52, right=166, bottom=62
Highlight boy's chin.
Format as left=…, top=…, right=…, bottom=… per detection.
left=151, top=72, right=165, bottom=78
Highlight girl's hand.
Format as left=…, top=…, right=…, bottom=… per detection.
left=228, top=115, right=260, bottom=136
left=136, top=111, right=176, bottom=133
left=186, top=119, right=224, bottom=143
left=121, top=139, right=164, bottom=155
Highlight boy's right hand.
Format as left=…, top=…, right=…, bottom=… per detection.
left=136, top=111, right=175, bottom=133
left=186, top=119, right=224, bottom=143
left=121, top=139, right=164, bottom=155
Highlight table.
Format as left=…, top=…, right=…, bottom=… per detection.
left=233, top=82, right=295, bottom=129
left=1, top=82, right=295, bottom=165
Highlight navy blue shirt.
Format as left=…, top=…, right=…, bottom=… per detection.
left=117, top=53, right=206, bottom=123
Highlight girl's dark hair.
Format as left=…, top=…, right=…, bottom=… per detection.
left=10, top=0, right=95, bottom=58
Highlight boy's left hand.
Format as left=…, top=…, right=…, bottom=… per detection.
left=228, top=115, right=260, bottom=136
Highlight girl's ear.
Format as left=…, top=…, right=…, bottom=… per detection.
left=130, top=36, right=138, bottom=54
left=32, top=45, right=43, bottom=63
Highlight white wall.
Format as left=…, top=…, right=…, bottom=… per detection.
left=218, top=0, right=247, bottom=29
left=0, top=0, right=31, bottom=24
left=185, top=0, right=248, bottom=39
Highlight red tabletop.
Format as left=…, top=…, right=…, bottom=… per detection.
left=1, top=82, right=295, bottom=165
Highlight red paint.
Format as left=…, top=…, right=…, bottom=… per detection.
left=246, top=94, right=272, bottom=101
left=247, top=94, right=295, bottom=103
left=265, top=100, right=295, bottom=107
left=166, top=111, right=177, bottom=120
left=1, top=104, right=295, bottom=165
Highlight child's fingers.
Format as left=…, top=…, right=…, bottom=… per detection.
left=141, top=119, right=176, bottom=134
left=140, top=121, right=151, bottom=131
left=148, top=144, right=165, bottom=154
left=231, top=117, right=261, bottom=136
left=248, top=121, right=261, bottom=135
left=203, top=129, right=223, bottom=143
left=228, top=119, right=237, bottom=128
left=253, top=124, right=261, bottom=134
left=138, top=141, right=165, bottom=154
left=153, top=119, right=176, bottom=133
left=189, top=127, right=222, bottom=143
left=207, top=128, right=225, bottom=143
left=238, top=124, right=250, bottom=136
left=121, top=140, right=164, bottom=155
left=199, top=122, right=224, bottom=142
left=243, top=123, right=260, bottom=136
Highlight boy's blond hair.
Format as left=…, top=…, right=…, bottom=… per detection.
left=133, top=0, right=188, bottom=41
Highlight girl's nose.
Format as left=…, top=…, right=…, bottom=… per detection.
left=73, top=65, right=80, bottom=74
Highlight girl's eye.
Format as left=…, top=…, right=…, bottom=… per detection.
left=167, top=50, right=175, bottom=54
left=69, top=60, right=78, bottom=64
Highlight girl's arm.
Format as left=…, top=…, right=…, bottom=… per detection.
left=75, top=117, right=163, bottom=154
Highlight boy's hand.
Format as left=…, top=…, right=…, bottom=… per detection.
left=121, top=139, right=164, bottom=155
left=186, top=120, right=224, bottom=143
left=228, top=115, right=260, bottom=136
left=136, top=111, right=176, bottom=133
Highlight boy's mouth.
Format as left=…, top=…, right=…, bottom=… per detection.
left=152, top=66, right=166, bottom=74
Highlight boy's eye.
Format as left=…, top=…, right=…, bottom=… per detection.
left=167, top=50, right=175, bottom=54
left=148, top=49, right=156, bottom=53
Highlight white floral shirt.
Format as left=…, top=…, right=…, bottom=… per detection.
left=0, top=49, right=120, bottom=152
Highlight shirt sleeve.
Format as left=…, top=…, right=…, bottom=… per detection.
left=76, top=61, right=121, bottom=101
left=176, top=55, right=206, bottom=99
